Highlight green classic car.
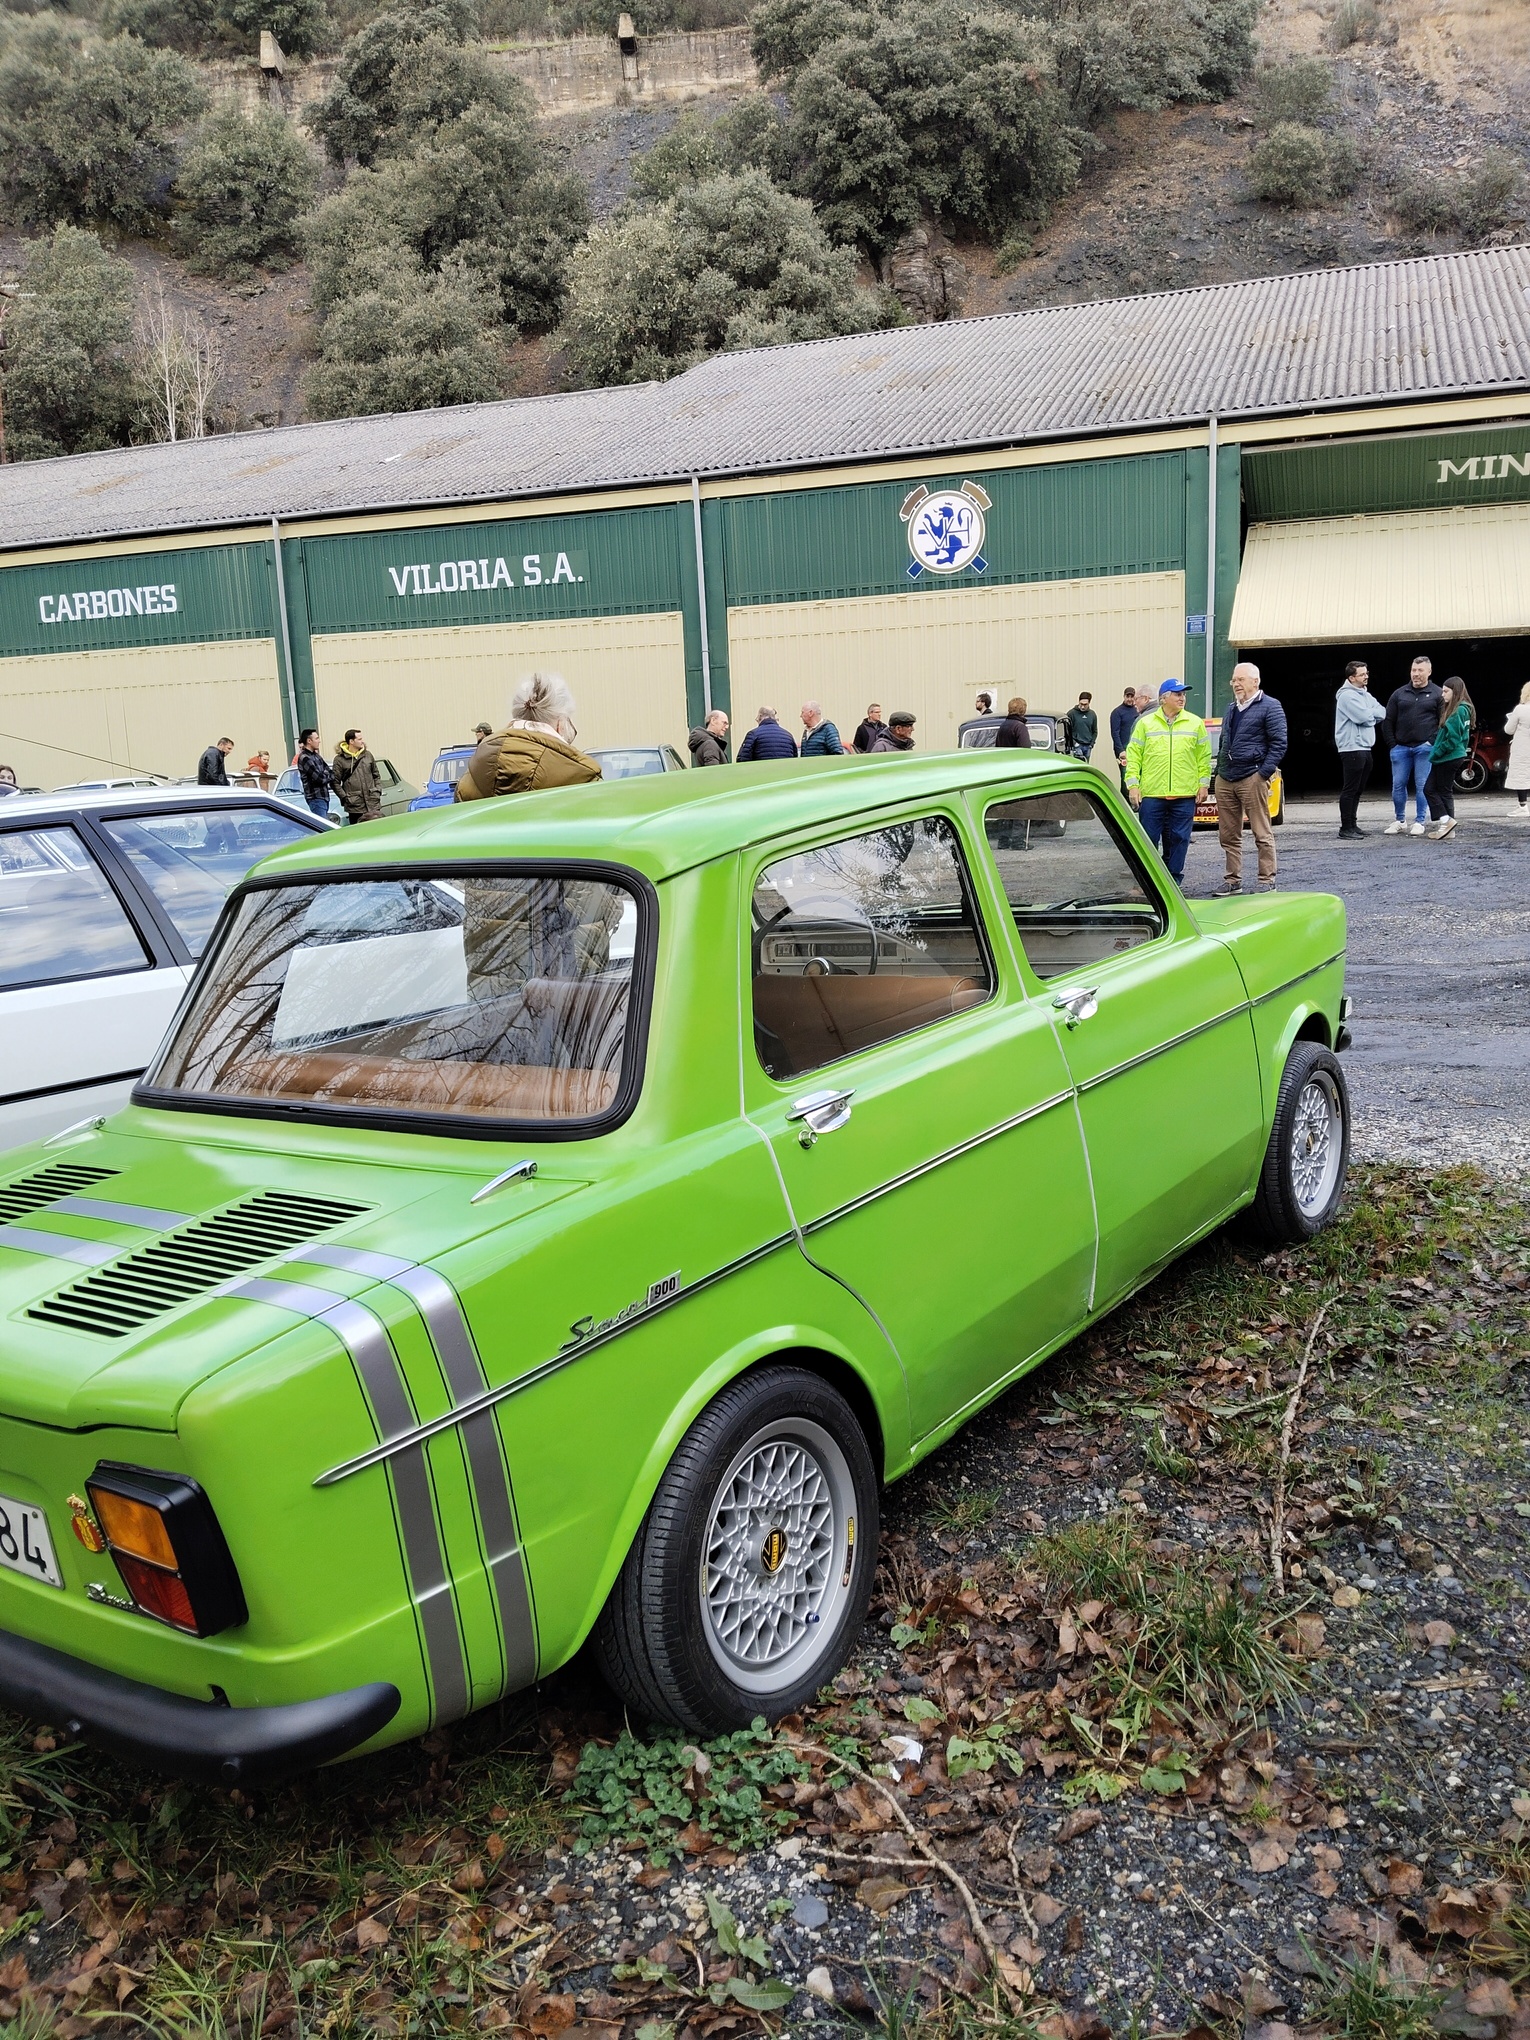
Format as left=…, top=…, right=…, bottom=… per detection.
left=0, top=751, right=1351, bottom=1780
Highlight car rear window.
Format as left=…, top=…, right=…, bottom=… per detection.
left=101, top=806, right=314, bottom=956
left=145, top=869, right=647, bottom=1131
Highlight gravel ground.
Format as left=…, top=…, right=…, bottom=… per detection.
left=1179, top=792, right=1530, bottom=1177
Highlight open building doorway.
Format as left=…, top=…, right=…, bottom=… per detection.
left=1245, top=636, right=1530, bottom=796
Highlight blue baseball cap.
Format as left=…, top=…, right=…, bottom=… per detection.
left=1159, top=677, right=1187, bottom=696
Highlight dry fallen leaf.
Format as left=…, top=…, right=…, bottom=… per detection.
left=1331, top=1585, right=1362, bottom=1611
left=1248, top=1839, right=1291, bottom=1874
left=1291, top=1615, right=1327, bottom=1656
left=1426, top=1886, right=1497, bottom=1938
left=355, top=1915, right=391, bottom=1951
left=1423, top=1620, right=1457, bottom=1648
left=1464, top=1979, right=1517, bottom=2018
left=1032, top=1893, right=1065, bottom=1927
left=1057, top=1809, right=1102, bottom=1843
left=1385, top=1858, right=1424, bottom=1896
left=856, top=1875, right=911, bottom=1916
left=997, top=1951, right=1036, bottom=1996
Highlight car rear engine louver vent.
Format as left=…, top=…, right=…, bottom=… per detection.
left=0, top=1163, right=119, bottom=1226
left=26, top=1191, right=370, bottom=1339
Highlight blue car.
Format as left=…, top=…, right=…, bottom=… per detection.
left=408, top=744, right=477, bottom=811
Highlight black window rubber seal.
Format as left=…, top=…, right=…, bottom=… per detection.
left=132, top=857, right=659, bottom=1145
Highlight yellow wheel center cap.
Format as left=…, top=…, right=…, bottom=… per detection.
left=760, top=1527, right=788, bottom=1575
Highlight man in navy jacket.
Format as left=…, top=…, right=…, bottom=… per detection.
left=1214, top=661, right=1288, bottom=892
left=737, top=707, right=799, bottom=761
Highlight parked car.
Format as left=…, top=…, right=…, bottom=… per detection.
left=271, top=757, right=419, bottom=823
left=1193, top=718, right=1285, bottom=829
left=956, top=713, right=1063, bottom=752
left=0, top=751, right=1349, bottom=1779
left=409, top=745, right=478, bottom=811
left=0, top=788, right=328, bottom=1153
left=587, top=744, right=688, bottom=777
left=52, top=777, right=168, bottom=794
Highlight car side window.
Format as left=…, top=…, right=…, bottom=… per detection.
left=101, top=807, right=313, bottom=956
left=982, top=790, right=1166, bottom=982
left=752, top=815, right=992, bottom=1081
left=0, top=826, right=150, bottom=990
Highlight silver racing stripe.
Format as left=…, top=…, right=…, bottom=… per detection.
left=229, top=1275, right=470, bottom=1726
left=0, top=1224, right=117, bottom=1266
left=51, top=1196, right=192, bottom=1229
left=292, top=1245, right=537, bottom=1694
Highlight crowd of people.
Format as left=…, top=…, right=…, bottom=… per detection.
left=185, top=657, right=1530, bottom=864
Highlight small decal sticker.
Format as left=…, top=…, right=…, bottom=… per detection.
left=647, top=1272, right=681, bottom=1307
left=67, top=1494, right=106, bottom=1554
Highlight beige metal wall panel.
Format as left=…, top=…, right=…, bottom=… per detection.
left=0, top=639, right=282, bottom=789
left=725, top=571, right=1186, bottom=757
left=310, top=612, right=688, bottom=785
left=1230, top=502, right=1530, bottom=646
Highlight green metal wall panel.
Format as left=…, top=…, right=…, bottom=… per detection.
left=717, top=453, right=1188, bottom=606
left=0, top=543, right=273, bottom=658
left=298, top=506, right=686, bottom=636
left=1243, top=424, right=1530, bottom=521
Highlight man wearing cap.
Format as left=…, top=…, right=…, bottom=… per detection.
left=869, top=713, right=916, bottom=752
left=1122, top=679, right=1212, bottom=884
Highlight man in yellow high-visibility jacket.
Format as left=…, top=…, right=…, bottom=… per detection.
left=1122, top=677, right=1212, bottom=884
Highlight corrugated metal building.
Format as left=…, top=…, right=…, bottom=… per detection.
left=2, top=244, right=1527, bottom=791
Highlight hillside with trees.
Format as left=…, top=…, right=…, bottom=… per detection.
left=0, top=0, right=1524, bottom=457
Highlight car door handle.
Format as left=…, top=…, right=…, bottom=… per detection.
left=786, top=1088, right=854, bottom=1146
left=1053, top=987, right=1100, bottom=1027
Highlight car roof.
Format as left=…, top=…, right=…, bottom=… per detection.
left=251, top=749, right=1084, bottom=884
left=0, top=785, right=319, bottom=822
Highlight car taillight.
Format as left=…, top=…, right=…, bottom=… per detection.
left=85, top=1464, right=247, bottom=1638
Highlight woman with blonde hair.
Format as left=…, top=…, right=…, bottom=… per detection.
left=1505, top=679, right=1530, bottom=818
left=455, top=671, right=601, bottom=800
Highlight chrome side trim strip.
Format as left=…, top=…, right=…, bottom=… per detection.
left=314, top=1230, right=798, bottom=1487
left=0, top=1225, right=118, bottom=1267
left=798, top=1091, right=1075, bottom=1237
left=1249, top=952, right=1345, bottom=1007
left=229, top=1275, right=469, bottom=1726
left=1073, top=1005, right=1251, bottom=1093
left=51, top=1196, right=192, bottom=1230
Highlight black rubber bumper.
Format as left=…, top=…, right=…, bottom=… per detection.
left=0, top=1627, right=400, bottom=1784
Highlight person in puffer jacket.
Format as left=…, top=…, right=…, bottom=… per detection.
left=736, top=708, right=798, bottom=762
left=455, top=671, right=601, bottom=800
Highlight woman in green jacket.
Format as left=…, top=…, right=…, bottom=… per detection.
left=1425, top=678, right=1473, bottom=839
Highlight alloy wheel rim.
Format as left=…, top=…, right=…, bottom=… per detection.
left=700, top=1418, right=853, bottom=1695
left=1291, top=1071, right=1343, bottom=1217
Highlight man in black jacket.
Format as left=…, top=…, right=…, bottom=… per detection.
left=1214, top=662, right=1288, bottom=892
left=1109, top=685, right=1144, bottom=789
left=853, top=702, right=888, bottom=752
left=996, top=697, right=1032, bottom=748
left=1382, top=656, right=1443, bottom=835
left=197, top=737, right=233, bottom=785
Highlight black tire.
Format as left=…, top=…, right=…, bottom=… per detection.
left=594, top=1365, right=879, bottom=1734
left=1248, top=1040, right=1350, bottom=1244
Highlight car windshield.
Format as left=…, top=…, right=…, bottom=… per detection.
left=147, top=869, right=645, bottom=1128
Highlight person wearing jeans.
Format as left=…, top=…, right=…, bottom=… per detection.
left=1382, top=656, right=1443, bottom=835
left=1334, top=660, right=1385, bottom=838
left=1123, top=677, right=1212, bottom=885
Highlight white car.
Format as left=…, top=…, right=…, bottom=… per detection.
left=0, top=787, right=327, bottom=1153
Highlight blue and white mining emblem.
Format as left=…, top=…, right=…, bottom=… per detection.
left=900, top=480, right=992, bottom=580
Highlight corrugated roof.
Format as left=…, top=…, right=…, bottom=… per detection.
left=4, top=245, right=1528, bottom=552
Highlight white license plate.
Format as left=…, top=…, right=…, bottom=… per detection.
left=0, top=1492, right=62, bottom=1588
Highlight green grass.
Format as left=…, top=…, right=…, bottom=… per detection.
left=926, top=1485, right=1001, bottom=1535
left=1303, top=1946, right=1440, bottom=2040
left=1031, top=1514, right=1304, bottom=1727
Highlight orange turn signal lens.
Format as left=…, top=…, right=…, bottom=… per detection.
left=87, top=1486, right=178, bottom=1570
